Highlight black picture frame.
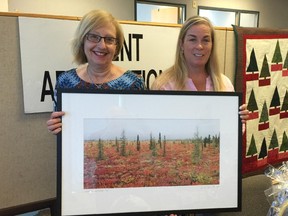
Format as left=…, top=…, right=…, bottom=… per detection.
left=57, top=89, right=242, bottom=216
left=0, top=198, right=56, bottom=216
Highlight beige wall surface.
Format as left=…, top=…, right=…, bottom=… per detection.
left=0, top=16, right=56, bottom=209
left=0, top=0, right=8, bottom=11
left=5, top=0, right=288, bottom=28
left=7, top=0, right=135, bottom=20
left=225, top=31, right=236, bottom=84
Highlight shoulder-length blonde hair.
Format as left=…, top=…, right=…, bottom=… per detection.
left=71, top=10, right=124, bottom=65
left=152, top=16, right=225, bottom=91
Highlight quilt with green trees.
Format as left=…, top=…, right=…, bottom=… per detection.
left=233, top=26, right=288, bottom=174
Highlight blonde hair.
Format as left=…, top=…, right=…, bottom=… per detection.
left=71, top=10, right=124, bottom=64
left=151, top=16, right=225, bottom=91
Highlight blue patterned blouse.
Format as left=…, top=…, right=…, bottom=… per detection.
left=53, top=68, right=145, bottom=109
left=56, top=68, right=145, bottom=90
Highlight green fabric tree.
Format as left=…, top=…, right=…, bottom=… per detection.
left=260, top=101, right=269, bottom=123
left=284, top=51, right=288, bottom=69
left=270, top=87, right=280, bottom=108
left=247, top=48, right=259, bottom=72
left=260, top=55, right=270, bottom=78
left=280, top=132, right=288, bottom=152
left=272, top=40, right=283, bottom=64
left=258, top=138, right=267, bottom=159
left=246, top=134, right=257, bottom=156
left=247, top=89, right=258, bottom=112
left=281, top=91, right=288, bottom=112
left=269, top=129, right=279, bottom=149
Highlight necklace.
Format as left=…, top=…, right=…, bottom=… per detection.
left=86, top=66, right=111, bottom=87
left=87, top=68, right=101, bottom=87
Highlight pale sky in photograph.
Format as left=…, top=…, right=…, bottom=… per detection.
left=84, top=118, right=219, bottom=141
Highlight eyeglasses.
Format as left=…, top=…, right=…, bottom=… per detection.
left=86, top=33, right=117, bottom=45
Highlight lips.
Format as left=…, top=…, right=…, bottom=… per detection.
left=194, top=53, right=204, bottom=57
left=94, top=51, right=107, bottom=56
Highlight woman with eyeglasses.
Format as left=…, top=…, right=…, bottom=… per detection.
left=47, top=10, right=145, bottom=134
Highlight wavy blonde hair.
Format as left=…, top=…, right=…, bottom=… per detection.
left=71, top=10, right=124, bottom=65
left=151, top=16, right=225, bottom=91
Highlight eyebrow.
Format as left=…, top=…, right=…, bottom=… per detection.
left=89, top=32, right=116, bottom=38
left=186, top=34, right=211, bottom=38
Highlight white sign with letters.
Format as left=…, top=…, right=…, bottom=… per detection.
left=18, top=17, right=180, bottom=113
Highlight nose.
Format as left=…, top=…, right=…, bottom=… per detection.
left=196, top=42, right=203, bottom=49
left=97, top=37, right=106, bottom=47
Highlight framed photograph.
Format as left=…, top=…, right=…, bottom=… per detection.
left=57, top=89, right=242, bottom=216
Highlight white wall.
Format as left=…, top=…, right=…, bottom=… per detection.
left=7, top=0, right=288, bottom=28
left=0, top=0, right=8, bottom=11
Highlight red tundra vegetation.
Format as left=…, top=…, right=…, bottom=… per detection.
left=84, top=136, right=219, bottom=189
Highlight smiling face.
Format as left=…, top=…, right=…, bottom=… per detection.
left=84, top=22, right=117, bottom=69
left=181, top=23, right=213, bottom=70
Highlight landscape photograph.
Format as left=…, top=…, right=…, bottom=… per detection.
left=83, top=118, right=220, bottom=189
